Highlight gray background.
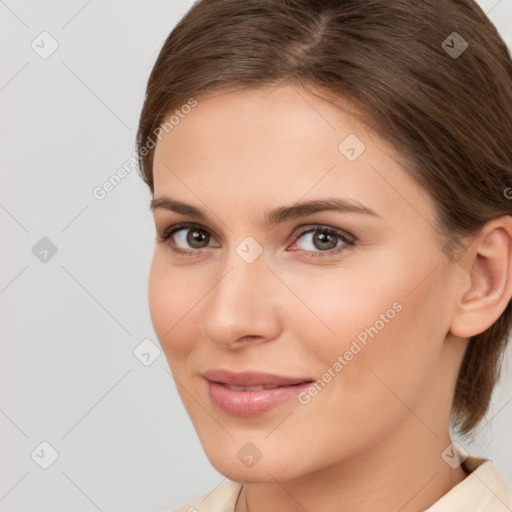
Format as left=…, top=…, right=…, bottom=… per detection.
left=1, top=1, right=511, bottom=511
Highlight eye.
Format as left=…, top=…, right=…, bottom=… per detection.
left=156, top=222, right=218, bottom=258
left=290, top=225, right=355, bottom=258
left=155, top=222, right=356, bottom=259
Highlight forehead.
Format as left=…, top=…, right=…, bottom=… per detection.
left=151, top=84, right=434, bottom=226
left=154, top=84, right=375, bottom=165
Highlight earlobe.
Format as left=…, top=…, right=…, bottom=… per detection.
left=449, top=216, right=512, bottom=339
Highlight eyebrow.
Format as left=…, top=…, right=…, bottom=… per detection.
left=150, top=195, right=381, bottom=226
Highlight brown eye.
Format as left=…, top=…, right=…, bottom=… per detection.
left=155, top=222, right=218, bottom=258
left=156, top=222, right=355, bottom=259
left=292, top=225, right=355, bottom=256
left=185, top=227, right=210, bottom=248
left=311, top=229, right=339, bottom=251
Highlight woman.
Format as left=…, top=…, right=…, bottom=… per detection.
left=137, top=0, right=512, bottom=510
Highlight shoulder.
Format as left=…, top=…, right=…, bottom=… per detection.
left=426, top=454, right=512, bottom=511
left=171, top=480, right=244, bottom=512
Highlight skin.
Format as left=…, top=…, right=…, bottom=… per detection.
left=148, top=84, right=512, bottom=512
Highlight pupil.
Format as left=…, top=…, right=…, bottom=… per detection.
left=315, top=231, right=336, bottom=250
left=188, top=229, right=208, bottom=248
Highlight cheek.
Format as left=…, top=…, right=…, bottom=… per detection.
left=147, top=253, right=199, bottom=359
left=279, top=272, right=448, bottom=467
left=303, top=260, right=448, bottom=395
left=294, top=268, right=405, bottom=356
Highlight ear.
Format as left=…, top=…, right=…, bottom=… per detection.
left=449, top=216, right=512, bottom=338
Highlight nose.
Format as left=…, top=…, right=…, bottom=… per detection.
left=201, top=249, right=282, bottom=349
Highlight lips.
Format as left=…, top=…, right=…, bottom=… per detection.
left=220, top=383, right=283, bottom=391
left=202, top=368, right=315, bottom=416
left=201, top=368, right=313, bottom=388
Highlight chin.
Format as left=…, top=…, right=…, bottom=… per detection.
left=203, top=443, right=309, bottom=484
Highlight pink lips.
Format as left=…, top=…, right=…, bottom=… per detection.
left=202, top=369, right=314, bottom=417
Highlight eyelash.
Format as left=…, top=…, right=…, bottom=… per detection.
left=155, top=222, right=356, bottom=259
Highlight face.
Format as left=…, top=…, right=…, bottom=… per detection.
left=148, top=84, right=464, bottom=482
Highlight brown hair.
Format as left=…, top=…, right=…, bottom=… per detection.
left=137, top=0, right=512, bottom=439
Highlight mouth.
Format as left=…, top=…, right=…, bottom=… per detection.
left=201, top=368, right=314, bottom=388
left=214, top=382, right=313, bottom=391
left=202, top=369, right=315, bottom=417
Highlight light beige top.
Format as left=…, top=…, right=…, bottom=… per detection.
left=171, top=454, right=512, bottom=512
